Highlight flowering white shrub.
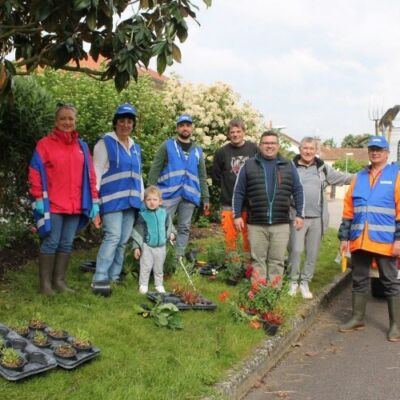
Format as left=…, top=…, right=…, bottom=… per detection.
left=162, top=78, right=264, bottom=156
left=161, top=77, right=265, bottom=210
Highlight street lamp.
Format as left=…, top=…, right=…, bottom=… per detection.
left=345, top=152, right=354, bottom=174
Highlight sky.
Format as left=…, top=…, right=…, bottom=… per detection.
left=163, top=0, right=400, bottom=145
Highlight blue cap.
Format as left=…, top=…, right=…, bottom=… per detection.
left=176, top=114, right=193, bottom=125
left=115, top=103, right=137, bottom=117
left=367, top=135, right=389, bottom=149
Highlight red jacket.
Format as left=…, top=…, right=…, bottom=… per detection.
left=28, top=128, right=98, bottom=214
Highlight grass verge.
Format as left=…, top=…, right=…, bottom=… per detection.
left=0, top=229, right=340, bottom=399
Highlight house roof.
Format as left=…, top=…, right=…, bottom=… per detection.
left=279, top=132, right=301, bottom=146
left=70, top=56, right=168, bottom=84
left=319, top=146, right=368, bottom=161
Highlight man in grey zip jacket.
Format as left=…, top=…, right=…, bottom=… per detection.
left=288, top=137, right=353, bottom=299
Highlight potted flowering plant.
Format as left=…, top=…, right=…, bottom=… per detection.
left=70, top=329, right=92, bottom=352
left=9, top=321, right=30, bottom=337
left=54, top=343, right=77, bottom=359
left=260, top=309, right=285, bottom=336
left=47, top=327, right=68, bottom=340
left=238, top=271, right=283, bottom=313
left=29, top=313, right=47, bottom=330
left=0, top=348, right=25, bottom=371
left=32, top=330, right=51, bottom=348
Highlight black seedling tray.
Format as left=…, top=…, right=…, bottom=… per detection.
left=80, top=260, right=96, bottom=273
left=27, top=327, right=100, bottom=370
left=147, top=292, right=217, bottom=311
left=0, top=324, right=57, bottom=381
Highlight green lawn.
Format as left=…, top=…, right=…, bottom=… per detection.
left=0, top=229, right=340, bottom=399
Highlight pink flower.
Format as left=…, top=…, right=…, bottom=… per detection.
left=271, top=275, right=282, bottom=287
left=248, top=290, right=255, bottom=300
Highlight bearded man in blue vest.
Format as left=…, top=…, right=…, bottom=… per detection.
left=148, top=114, right=210, bottom=258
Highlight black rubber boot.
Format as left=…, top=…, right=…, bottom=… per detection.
left=387, top=296, right=400, bottom=342
left=38, top=254, right=55, bottom=296
left=338, top=292, right=368, bottom=332
left=53, top=253, right=75, bottom=293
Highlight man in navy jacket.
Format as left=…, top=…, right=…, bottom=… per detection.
left=233, top=131, right=304, bottom=283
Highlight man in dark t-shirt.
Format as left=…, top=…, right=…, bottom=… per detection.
left=212, top=119, right=258, bottom=256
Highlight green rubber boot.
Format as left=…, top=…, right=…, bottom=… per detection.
left=53, top=253, right=75, bottom=293
left=38, top=254, right=55, bottom=296
left=338, top=292, right=368, bottom=332
left=387, top=296, right=400, bottom=342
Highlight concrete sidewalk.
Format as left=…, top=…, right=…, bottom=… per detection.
left=210, top=270, right=351, bottom=400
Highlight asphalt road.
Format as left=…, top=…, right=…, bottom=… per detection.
left=244, top=284, right=400, bottom=400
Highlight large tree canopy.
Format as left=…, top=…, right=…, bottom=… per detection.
left=0, top=0, right=211, bottom=96
left=341, top=133, right=371, bottom=148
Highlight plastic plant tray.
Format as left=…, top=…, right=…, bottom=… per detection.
left=80, top=260, right=96, bottom=273
left=147, top=292, right=217, bottom=311
left=197, top=262, right=226, bottom=276
left=0, top=324, right=57, bottom=381
left=27, top=328, right=101, bottom=370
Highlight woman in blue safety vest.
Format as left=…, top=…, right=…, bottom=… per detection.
left=92, top=103, right=143, bottom=285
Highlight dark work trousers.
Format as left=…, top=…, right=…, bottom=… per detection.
left=351, top=250, right=400, bottom=296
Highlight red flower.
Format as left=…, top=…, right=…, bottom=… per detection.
left=218, top=291, right=230, bottom=302
left=251, top=281, right=260, bottom=293
left=258, top=277, right=267, bottom=286
left=248, top=290, right=255, bottom=300
left=245, top=265, right=254, bottom=279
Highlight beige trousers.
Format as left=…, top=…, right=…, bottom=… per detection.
left=248, top=223, right=290, bottom=281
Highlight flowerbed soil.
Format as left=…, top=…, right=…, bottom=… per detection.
left=0, top=223, right=220, bottom=279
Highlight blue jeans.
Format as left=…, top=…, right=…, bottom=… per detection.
left=164, top=197, right=196, bottom=257
left=94, top=209, right=135, bottom=282
left=40, top=213, right=80, bottom=254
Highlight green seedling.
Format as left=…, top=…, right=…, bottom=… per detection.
left=1, top=348, right=23, bottom=369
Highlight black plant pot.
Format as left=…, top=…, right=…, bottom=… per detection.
left=71, top=341, right=92, bottom=353
left=225, top=277, right=239, bottom=286
left=0, top=358, right=26, bottom=372
left=262, top=321, right=279, bottom=336
left=54, top=345, right=77, bottom=359
left=47, top=330, right=69, bottom=341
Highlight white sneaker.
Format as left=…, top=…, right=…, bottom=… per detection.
left=139, top=285, right=148, bottom=294
left=288, top=282, right=298, bottom=296
left=155, top=285, right=166, bottom=294
left=299, top=282, right=313, bottom=299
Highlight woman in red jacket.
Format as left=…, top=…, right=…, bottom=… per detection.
left=28, top=103, right=99, bottom=295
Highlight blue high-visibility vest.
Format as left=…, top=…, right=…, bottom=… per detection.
left=350, top=164, right=399, bottom=243
left=157, top=139, right=202, bottom=206
left=99, top=135, right=142, bottom=214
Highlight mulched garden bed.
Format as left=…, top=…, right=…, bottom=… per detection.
left=0, top=223, right=221, bottom=279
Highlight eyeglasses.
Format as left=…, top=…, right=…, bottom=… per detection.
left=260, top=141, right=279, bottom=145
left=368, top=147, right=386, bottom=153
